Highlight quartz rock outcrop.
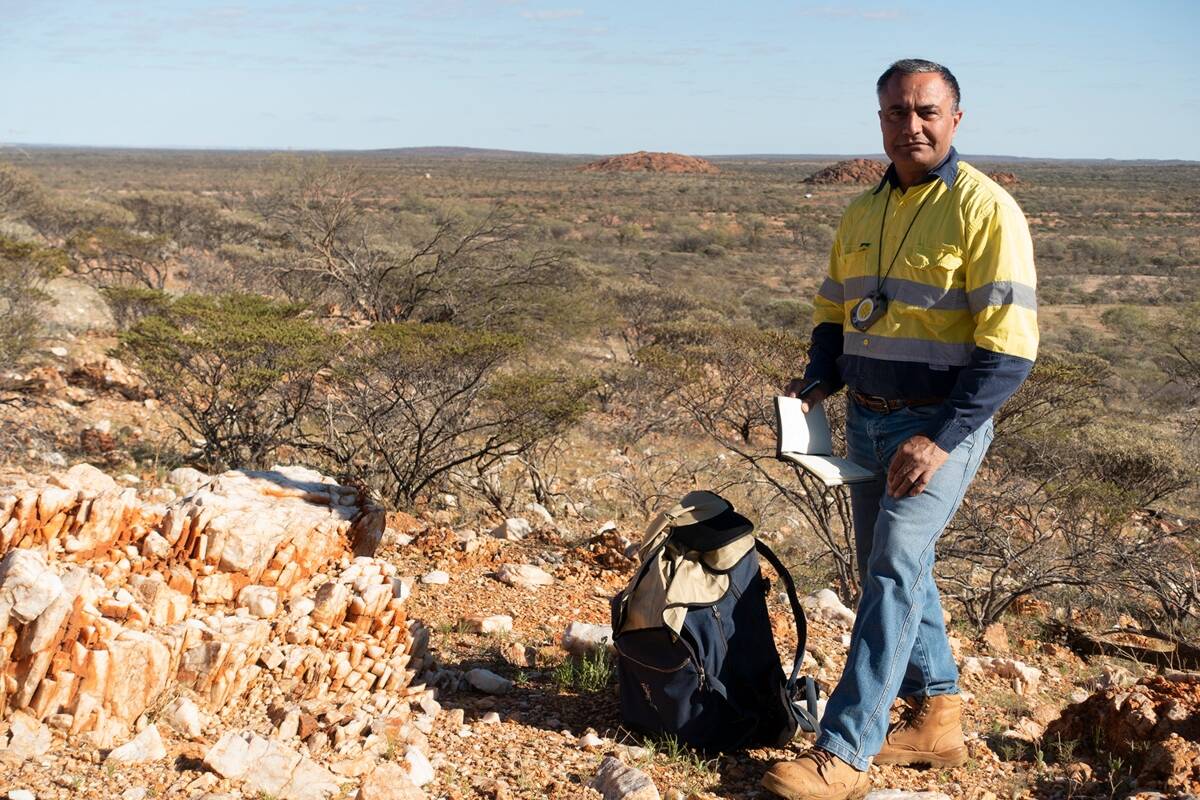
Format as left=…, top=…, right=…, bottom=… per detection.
left=0, top=463, right=428, bottom=757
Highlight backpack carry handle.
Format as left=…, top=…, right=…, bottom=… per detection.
left=756, top=541, right=821, bottom=733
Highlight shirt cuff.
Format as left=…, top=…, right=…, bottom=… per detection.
left=930, top=415, right=972, bottom=453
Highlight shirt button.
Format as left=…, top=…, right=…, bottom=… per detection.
left=862, top=338, right=869, bottom=345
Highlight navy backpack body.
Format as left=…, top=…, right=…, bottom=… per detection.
left=610, top=491, right=819, bottom=753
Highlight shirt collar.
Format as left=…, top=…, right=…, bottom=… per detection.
left=874, top=146, right=959, bottom=194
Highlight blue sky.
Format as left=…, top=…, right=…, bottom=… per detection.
left=2, top=0, right=1197, bottom=159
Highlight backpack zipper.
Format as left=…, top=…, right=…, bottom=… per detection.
left=618, top=651, right=692, bottom=674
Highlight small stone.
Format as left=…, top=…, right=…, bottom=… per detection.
left=591, top=755, right=659, bottom=800
left=617, top=744, right=651, bottom=761
left=579, top=732, right=605, bottom=749
left=8, top=791, right=36, bottom=800
left=162, top=696, right=203, bottom=739
left=562, top=621, right=614, bottom=655
left=0, top=713, right=52, bottom=764
left=465, top=668, right=514, bottom=694
left=982, top=622, right=1010, bottom=653
left=490, top=518, right=532, bottom=541
left=236, top=585, right=279, bottom=618
left=494, top=563, right=554, bottom=590
left=1066, top=761, right=1093, bottom=784
left=463, top=614, right=513, bottom=635
left=479, top=712, right=502, bottom=725
left=107, top=725, right=166, bottom=764
left=526, top=503, right=555, bottom=525
left=420, top=571, right=450, bottom=585
left=802, top=588, right=856, bottom=627
left=864, top=793, right=952, bottom=800
left=122, top=789, right=149, bottom=800
left=499, top=641, right=533, bottom=668
left=405, top=746, right=435, bottom=787
left=359, top=762, right=426, bottom=799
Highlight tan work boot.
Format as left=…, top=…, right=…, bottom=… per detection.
left=874, top=693, right=968, bottom=767
left=761, top=748, right=870, bottom=800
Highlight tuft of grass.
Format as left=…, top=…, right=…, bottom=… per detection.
left=639, top=733, right=720, bottom=789
left=551, top=646, right=615, bottom=693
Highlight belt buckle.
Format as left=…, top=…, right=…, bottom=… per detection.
left=855, top=391, right=893, bottom=414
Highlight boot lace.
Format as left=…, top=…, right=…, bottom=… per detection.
left=806, top=748, right=838, bottom=774
left=890, top=697, right=928, bottom=733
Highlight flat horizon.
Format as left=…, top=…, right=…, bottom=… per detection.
left=3, top=142, right=1197, bottom=165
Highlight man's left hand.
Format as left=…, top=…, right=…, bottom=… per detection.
left=886, top=435, right=950, bottom=497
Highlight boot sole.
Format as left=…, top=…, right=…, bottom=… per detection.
left=761, top=772, right=870, bottom=800
left=873, top=746, right=968, bottom=768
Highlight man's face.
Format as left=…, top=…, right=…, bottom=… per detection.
left=878, top=72, right=962, bottom=180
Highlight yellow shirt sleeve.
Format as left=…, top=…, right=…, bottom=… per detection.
left=964, top=197, right=1039, bottom=361
left=813, top=228, right=847, bottom=328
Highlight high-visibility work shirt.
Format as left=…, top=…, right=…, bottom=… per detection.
left=803, top=148, right=1038, bottom=452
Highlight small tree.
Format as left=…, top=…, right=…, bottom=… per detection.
left=121, top=293, right=337, bottom=470
left=66, top=226, right=173, bottom=289
left=0, top=237, right=66, bottom=366
left=939, top=352, right=1197, bottom=630
left=257, top=165, right=574, bottom=327
left=315, top=323, right=592, bottom=507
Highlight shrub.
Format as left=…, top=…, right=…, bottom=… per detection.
left=315, top=322, right=592, bottom=507
left=121, top=293, right=337, bottom=470
left=100, top=286, right=171, bottom=331
left=0, top=236, right=66, bottom=365
left=66, top=226, right=173, bottom=289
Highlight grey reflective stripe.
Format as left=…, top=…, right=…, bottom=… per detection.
left=968, top=281, right=1038, bottom=314
left=817, top=277, right=843, bottom=304
left=842, top=333, right=974, bottom=366
left=844, top=276, right=968, bottom=310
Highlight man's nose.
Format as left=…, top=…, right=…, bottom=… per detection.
left=901, top=111, right=922, bottom=135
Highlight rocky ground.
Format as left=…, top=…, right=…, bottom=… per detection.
left=0, top=332, right=1196, bottom=800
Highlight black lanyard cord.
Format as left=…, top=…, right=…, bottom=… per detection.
left=875, top=187, right=937, bottom=294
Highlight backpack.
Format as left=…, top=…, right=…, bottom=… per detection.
left=609, top=491, right=820, bottom=753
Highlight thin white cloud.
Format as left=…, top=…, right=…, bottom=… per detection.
left=520, top=8, right=583, bottom=20
left=801, top=6, right=903, bottom=20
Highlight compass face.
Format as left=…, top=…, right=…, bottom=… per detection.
left=853, top=297, right=875, bottom=324
left=850, top=293, right=886, bottom=331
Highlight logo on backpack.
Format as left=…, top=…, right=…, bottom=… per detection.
left=610, top=491, right=820, bottom=753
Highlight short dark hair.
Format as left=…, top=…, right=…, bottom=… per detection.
left=876, top=59, right=960, bottom=110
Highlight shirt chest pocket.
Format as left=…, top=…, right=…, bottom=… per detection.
left=900, top=244, right=964, bottom=292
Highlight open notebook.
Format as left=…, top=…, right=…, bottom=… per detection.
left=774, top=396, right=877, bottom=487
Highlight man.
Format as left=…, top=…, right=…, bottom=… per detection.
left=762, top=59, right=1038, bottom=800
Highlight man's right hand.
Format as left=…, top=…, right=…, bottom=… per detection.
left=783, top=379, right=829, bottom=413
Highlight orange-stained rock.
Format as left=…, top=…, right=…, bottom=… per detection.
left=579, top=151, right=718, bottom=174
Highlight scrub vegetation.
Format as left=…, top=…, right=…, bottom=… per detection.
left=1, top=149, right=1197, bottom=641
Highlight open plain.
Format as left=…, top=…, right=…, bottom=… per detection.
left=0, top=147, right=1197, bottom=799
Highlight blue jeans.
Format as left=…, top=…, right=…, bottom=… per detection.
left=815, top=399, right=993, bottom=771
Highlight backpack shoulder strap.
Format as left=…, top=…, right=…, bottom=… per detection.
left=755, top=541, right=807, bottom=690
left=756, top=540, right=822, bottom=734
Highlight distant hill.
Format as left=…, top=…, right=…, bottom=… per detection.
left=579, top=151, right=719, bottom=174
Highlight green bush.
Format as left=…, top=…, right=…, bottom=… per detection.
left=0, top=236, right=66, bottom=365
left=317, top=322, right=593, bottom=507
left=100, top=286, right=171, bottom=331
left=121, top=293, right=337, bottom=470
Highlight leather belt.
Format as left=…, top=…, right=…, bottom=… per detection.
left=849, top=389, right=944, bottom=414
